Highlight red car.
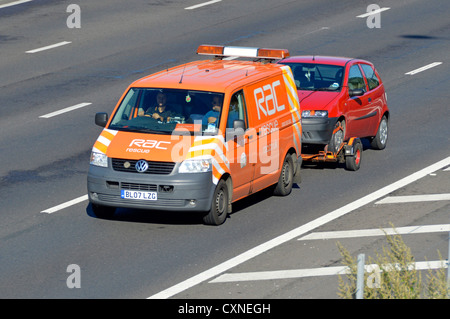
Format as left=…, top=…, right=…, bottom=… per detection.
left=279, top=56, right=389, bottom=153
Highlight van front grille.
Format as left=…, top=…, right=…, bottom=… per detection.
left=121, top=182, right=158, bottom=192
left=112, top=159, right=175, bottom=175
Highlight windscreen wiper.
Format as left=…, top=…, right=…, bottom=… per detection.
left=110, top=126, right=168, bottom=134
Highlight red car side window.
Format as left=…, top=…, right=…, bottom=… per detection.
left=347, top=65, right=366, bottom=92
left=360, top=64, right=380, bottom=90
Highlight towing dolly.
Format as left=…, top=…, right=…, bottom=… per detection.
left=301, top=126, right=363, bottom=171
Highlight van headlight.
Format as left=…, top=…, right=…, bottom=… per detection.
left=90, top=151, right=108, bottom=167
left=179, top=158, right=212, bottom=173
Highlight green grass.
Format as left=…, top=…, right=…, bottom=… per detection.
left=337, top=225, right=449, bottom=299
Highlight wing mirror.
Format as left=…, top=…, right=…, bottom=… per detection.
left=95, top=112, right=108, bottom=127
left=226, top=119, right=246, bottom=141
left=349, top=89, right=364, bottom=97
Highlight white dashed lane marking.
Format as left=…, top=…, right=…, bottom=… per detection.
left=39, top=102, right=92, bottom=118
left=185, top=0, right=221, bottom=10
left=0, top=0, right=32, bottom=9
left=41, top=195, right=88, bottom=214
left=209, top=260, right=446, bottom=283
left=405, top=62, right=443, bottom=75
left=375, top=193, right=450, bottom=204
left=26, top=41, right=71, bottom=54
left=356, top=7, right=390, bottom=18
left=298, top=224, right=450, bottom=241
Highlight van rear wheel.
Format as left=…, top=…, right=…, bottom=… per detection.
left=203, top=179, right=229, bottom=226
left=273, top=155, right=294, bottom=196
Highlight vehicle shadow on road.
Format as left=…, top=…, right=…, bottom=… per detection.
left=85, top=183, right=296, bottom=226
left=85, top=203, right=206, bottom=225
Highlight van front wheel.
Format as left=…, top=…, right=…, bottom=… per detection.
left=203, top=179, right=229, bottom=226
left=273, top=155, right=294, bottom=196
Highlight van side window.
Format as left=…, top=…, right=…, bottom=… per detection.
left=347, top=65, right=366, bottom=92
left=227, top=90, right=247, bottom=129
left=360, top=64, right=380, bottom=90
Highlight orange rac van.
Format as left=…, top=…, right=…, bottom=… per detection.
left=87, top=45, right=302, bottom=225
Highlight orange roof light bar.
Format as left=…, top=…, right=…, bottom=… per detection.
left=197, top=45, right=289, bottom=60
left=257, top=48, right=290, bottom=59
left=196, top=45, right=224, bottom=56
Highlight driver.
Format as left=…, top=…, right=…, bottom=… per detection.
left=139, top=92, right=177, bottom=122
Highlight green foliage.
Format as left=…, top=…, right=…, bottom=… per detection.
left=337, top=226, right=449, bottom=299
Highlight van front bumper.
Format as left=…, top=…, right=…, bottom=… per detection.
left=87, top=163, right=215, bottom=212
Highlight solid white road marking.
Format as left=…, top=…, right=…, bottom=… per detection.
left=185, top=0, right=221, bottom=10
left=148, top=156, right=450, bottom=299
left=26, top=41, right=71, bottom=54
left=41, top=195, right=88, bottom=214
left=209, top=260, right=447, bottom=283
left=39, top=102, right=92, bottom=118
left=0, top=0, right=32, bottom=9
left=405, top=62, right=443, bottom=75
left=375, top=193, right=450, bottom=204
left=356, top=7, right=390, bottom=18
left=298, top=224, right=450, bottom=241
left=211, top=266, right=348, bottom=283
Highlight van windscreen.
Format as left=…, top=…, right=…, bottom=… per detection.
left=109, top=88, right=224, bottom=135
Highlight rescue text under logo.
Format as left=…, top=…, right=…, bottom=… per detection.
left=254, top=80, right=285, bottom=120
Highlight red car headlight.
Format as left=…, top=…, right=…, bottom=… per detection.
left=302, top=110, right=328, bottom=118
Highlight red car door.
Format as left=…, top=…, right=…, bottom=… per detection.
left=360, top=63, right=385, bottom=137
left=344, top=63, right=378, bottom=139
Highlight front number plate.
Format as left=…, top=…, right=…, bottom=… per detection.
left=121, top=190, right=157, bottom=201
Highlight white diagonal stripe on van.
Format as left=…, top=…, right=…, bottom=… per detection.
left=187, top=142, right=229, bottom=168
left=281, top=67, right=302, bottom=155
left=211, top=158, right=227, bottom=176
left=93, top=129, right=118, bottom=154
left=97, top=135, right=113, bottom=147
left=292, top=122, right=301, bottom=152
left=186, top=135, right=230, bottom=184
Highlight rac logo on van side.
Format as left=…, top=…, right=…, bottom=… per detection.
left=254, top=80, right=285, bottom=120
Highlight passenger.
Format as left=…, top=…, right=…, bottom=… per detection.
left=202, top=95, right=223, bottom=126
left=226, top=96, right=240, bottom=128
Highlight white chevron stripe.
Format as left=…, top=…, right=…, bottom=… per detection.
left=97, top=135, right=112, bottom=147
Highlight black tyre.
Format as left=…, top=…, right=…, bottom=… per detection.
left=370, top=115, right=388, bottom=150
left=328, top=120, right=346, bottom=153
left=345, top=139, right=362, bottom=171
left=273, top=154, right=294, bottom=196
left=203, top=179, right=229, bottom=225
left=92, top=204, right=116, bottom=219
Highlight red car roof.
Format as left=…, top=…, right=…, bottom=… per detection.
left=280, top=55, right=357, bottom=66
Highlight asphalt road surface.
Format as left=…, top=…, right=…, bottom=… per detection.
left=0, top=0, right=449, bottom=300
